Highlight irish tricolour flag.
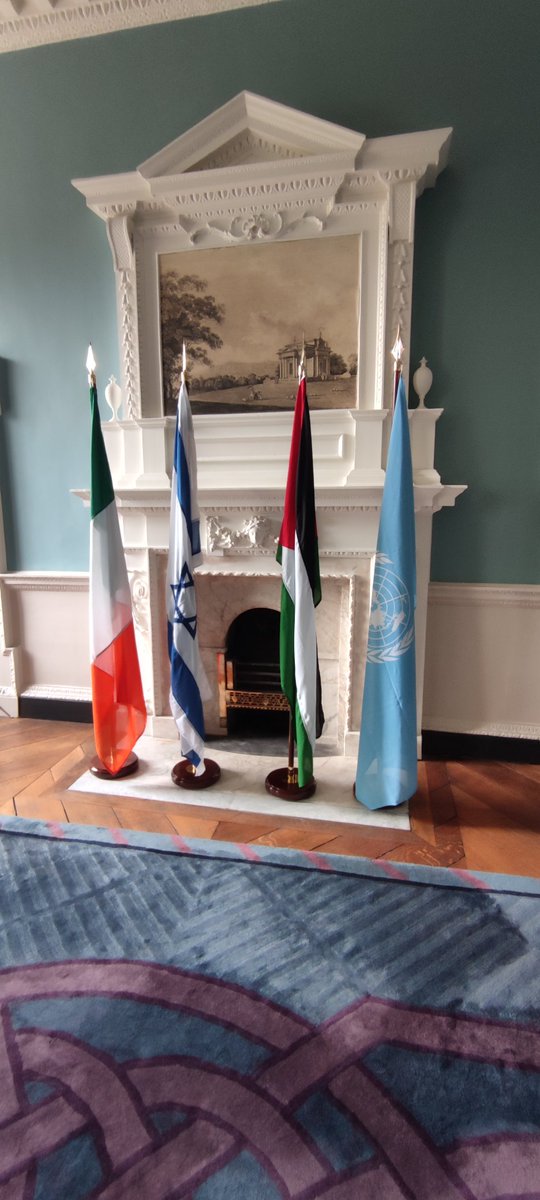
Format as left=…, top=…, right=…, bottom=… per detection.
left=89, top=382, right=146, bottom=774
left=277, top=376, right=324, bottom=787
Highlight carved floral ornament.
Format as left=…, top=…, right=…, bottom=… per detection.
left=229, top=212, right=282, bottom=241
left=136, top=211, right=327, bottom=246
left=128, top=570, right=150, bottom=635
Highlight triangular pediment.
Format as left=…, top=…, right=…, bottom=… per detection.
left=137, top=91, right=365, bottom=179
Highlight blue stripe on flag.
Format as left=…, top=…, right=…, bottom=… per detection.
left=168, top=621, right=205, bottom=745
left=167, top=381, right=208, bottom=770
left=175, top=426, right=201, bottom=558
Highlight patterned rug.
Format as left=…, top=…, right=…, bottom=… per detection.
left=0, top=816, right=539, bottom=1199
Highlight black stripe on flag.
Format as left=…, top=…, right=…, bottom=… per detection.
left=296, top=390, right=324, bottom=739
left=296, top=394, right=321, bottom=606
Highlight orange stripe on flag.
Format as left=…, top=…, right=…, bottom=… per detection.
left=91, top=620, right=147, bottom=775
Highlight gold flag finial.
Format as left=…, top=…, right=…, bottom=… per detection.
left=86, top=344, right=97, bottom=387
left=391, top=327, right=404, bottom=368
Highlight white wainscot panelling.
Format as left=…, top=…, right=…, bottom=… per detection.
left=0, top=574, right=91, bottom=712
left=423, top=583, right=540, bottom=740
left=4, top=575, right=540, bottom=750
left=0, top=489, right=20, bottom=716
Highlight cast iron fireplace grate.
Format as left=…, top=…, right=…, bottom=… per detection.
left=217, top=607, right=289, bottom=736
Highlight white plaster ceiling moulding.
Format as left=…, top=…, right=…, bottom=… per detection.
left=0, top=0, right=282, bottom=53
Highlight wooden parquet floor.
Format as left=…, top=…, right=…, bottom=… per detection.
left=1, top=718, right=539, bottom=878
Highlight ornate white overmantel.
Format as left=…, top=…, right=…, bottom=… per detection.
left=71, top=93, right=465, bottom=753
left=73, top=92, right=452, bottom=423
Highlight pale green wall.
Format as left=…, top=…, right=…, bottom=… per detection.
left=0, top=0, right=538, bottom=581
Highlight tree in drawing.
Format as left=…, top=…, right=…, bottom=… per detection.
left=160, top=271, right=224, bottom=412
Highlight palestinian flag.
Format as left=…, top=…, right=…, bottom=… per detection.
left=277, top=376, right=324, bottom=787
left=89, top=383, right=146, bottom=774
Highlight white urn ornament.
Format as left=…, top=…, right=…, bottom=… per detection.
left=412, top=357, right=433, bottom=408
left=104, top=375, right=122, bottom=420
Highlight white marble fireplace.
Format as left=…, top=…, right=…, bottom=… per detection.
left=72, top=93, right=465, bottom=755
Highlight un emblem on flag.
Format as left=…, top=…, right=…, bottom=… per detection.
left=367, top=553, right=414, bottom=663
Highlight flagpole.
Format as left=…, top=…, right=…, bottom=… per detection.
left=287, top=711, right=295, bottom=782
left=87, top=345, right=143, bottom=780
left=169, top=340, right=221, bottom=791
left=266, top=341, right=319, bottom=802
left=87, top=343, right=97, bottom=391
left=353, top=334, right=417, bottom=809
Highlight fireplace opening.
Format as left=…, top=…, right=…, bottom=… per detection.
left=217, top=608, right=290, bottom=737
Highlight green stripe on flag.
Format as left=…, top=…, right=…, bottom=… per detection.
left=295, top=702, right=313, bottom=789
left=279, top=581, right=295, bottom=707
left=90, top=385, right=115, bottom=520
left=279, top=581, right=313, bottom=788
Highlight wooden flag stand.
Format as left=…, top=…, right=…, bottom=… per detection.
left=90, top=752, right=140, bottom=780
left=265, top=711, right=316, bottom=801
left=171, top=757, right=221, bottom=789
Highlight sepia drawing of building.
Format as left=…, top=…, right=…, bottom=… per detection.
left=276, top=335, right=331, bottom=382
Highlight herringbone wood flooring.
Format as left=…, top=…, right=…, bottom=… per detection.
left=1, top=718, right=539, bottom=877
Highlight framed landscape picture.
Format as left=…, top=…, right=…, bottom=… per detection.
left=159, top=234, right=361, bottom=416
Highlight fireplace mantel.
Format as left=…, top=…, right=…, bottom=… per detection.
left=72, top=410, right=464, bottom=752
left=72, top=94, right=465, bottom=754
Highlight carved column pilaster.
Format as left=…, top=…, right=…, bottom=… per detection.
left=106, top=210, right=141, bottom=420
left=384, top=176, right=418, bottom=408
left=344, top=568, right=372, bottom=752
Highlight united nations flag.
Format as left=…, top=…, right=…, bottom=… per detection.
left=355, top=375, right=417, bottom=809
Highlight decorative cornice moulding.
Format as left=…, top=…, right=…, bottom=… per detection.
left=0, top=0, right=282, bottom=54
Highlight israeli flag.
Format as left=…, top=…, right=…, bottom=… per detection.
left=355, top=374, right=417, bottom=809
left=167, top=380, right=210, bottom=773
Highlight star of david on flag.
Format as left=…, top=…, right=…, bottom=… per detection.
left=170, top=565, right=197, bottom=638
left=166, top=379, right=210, bottom=774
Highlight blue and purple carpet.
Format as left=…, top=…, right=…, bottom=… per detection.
left=0, top=815, right=539, bottom=1198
